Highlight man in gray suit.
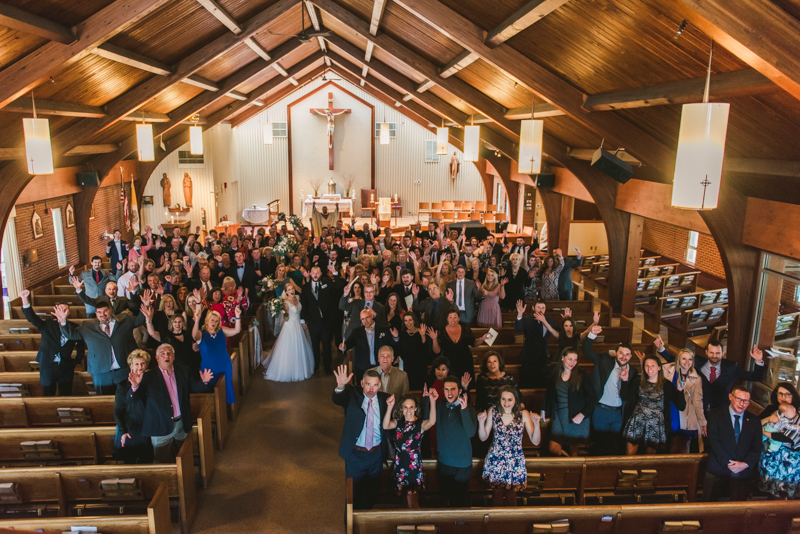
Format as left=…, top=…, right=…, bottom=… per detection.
left=447, top=264, right=481, bottom=324
left=68, top=257, right=116, bottom=318
left=53, top=297, right=149, bottom=395
left=72, top=278, right=137, bottom=316
left=339, top=283, right=386, bottom=341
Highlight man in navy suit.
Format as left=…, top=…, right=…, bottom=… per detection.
left=703, top=385, right=762, bottom=501
left=340, top=309, right=392, bottom=383
left=105, top=229, right=128, bottom=276
left=300, top=266, right=336, bottom=374
left=332, top=365, right=389, bottom=510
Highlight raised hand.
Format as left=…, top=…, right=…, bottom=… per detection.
left=561, top=307, right=572, bottom=318
left=426, top=327, right=438, bottom=340
left=590, top=324, right=602, bottom=336
left=141, top=289, right=153, bottom=307
left=633, top=350, right=646, bottom=362
left=411, top=284, right=419, bottom=298
left=128, top=369, right=142, bottom=388
left=234, top=306, right=242, bottom=318
left=127, top=276, right=139, bottom=294
left=533, top=310, right=546, bottom=323
left=236, top=286, right=244, bottom=299
left=516, top=300, right=526, bottom=316
left=69, top=265, right=75, bottom=275
left=199, top=369, right=214, bottom=384
left=390, top=327, right=399, bottom=338
left=653, top=334, right=665, bottom=351
left=20, top=289, right=30, bottom=304
left=422, top=383, right=429, bottom=397
left=333, top=364, right=353, bottom=389
left=446, top=287, right=454, bottom=301
left=530, top=412, right=541, bottom=424
left=620, top=367, right=630, bottom=382
left=51, top=305, right=69, bottom=323
left=750, top=344, right=764, bottom=363
left=71, top=278, right=83, bottom=291
left=457, top=392, right=468, bottom=410
left=461, top=372, right=472, bottom=389
left=140, top=304, right=153, bottom=321
left=593, top=310, right=600, bottom=325
left=477, top=410, right=487, bottom=424
left=386, top=394, right=395, bottom=410
left=156, top=283, right=165, bottom=296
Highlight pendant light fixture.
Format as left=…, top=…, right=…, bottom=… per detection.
left=263, top=109, right=273, bottom=145
left=379, top=108, right=390, bottom=145
left=189, top=114, right=203, bottom=155
left=671, top=41, right=729, bottom=210
left=518, top=95, right=543, bottom=175
left=463, top=115, right=480, bottom=162
left=136, top=111, right=154, bottom=162
left=23, top=92, right=54, bottom=175
left=436, top=118, right=449, bottom=155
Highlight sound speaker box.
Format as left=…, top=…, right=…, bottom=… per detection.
left=591, top=148, right=633, bottom=183
left=78, top=172, right=100, bottom=187
left=534, top=173, right=555, bottom=187
left=447, top=221, right=491, bottom=241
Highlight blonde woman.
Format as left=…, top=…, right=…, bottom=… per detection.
left=154, top=293, right=185, bottom=335
left=262, top=284, right=314, bottom=382
left=436, top=260, right=456, bottom=295
left=114, top=349, right=152, bottom=463
left=662, top=348, right=706, bottom=453
left=192, top=307, right=241, bottom=404
left=499, top=252, right=529, bottom=311
left=477, top=269, right=504, bottom=329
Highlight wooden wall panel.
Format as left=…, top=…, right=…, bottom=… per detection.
left=615, top=179, right=710, bottom=234
left=743, top=198, right=800, bottom=261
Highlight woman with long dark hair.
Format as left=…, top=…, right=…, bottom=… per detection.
left=394, top=312, right=430, bottom=390
left=759, top=382, right=800, bottom=419
left=544, top=347, right=597, bottom=456
left=475, top=351, right=517, bottom=412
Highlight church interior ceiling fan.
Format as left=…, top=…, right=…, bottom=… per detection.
left=268, top=7, right=333, bottom=43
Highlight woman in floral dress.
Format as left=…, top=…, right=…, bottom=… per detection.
left=477, top=386, right=541, bottom=506
left=382, top=390, right=439, bottom=508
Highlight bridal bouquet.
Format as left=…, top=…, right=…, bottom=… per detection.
left=273, top=234, right=298, bottom=259
left=268, top=297, right=288, bottom=318
left=256, top=275, right=275, bottom=297
left=288, top=213, right=303, bottom=231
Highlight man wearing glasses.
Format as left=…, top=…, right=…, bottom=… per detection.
left=703, top=386, right=762, bottom=501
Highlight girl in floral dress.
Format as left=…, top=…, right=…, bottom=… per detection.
left=382, top=390, right=439, bottom=509
left=477, top=386, right=541, bottom=506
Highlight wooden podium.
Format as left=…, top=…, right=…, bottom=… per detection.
left=161, top=220, right=191, bottom=236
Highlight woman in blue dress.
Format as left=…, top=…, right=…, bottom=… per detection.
left=192, top=305, right=242, bottom=405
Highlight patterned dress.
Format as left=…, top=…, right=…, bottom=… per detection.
left=394, top=419, right=424, bottom=492
left=759, top=413, right=800, bottom=499
left=623, top=382, right=667, bottom=448
left=482, top=409, right=527, bottom=490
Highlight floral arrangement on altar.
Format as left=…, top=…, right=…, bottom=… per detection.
left=268, top=297, right=288, bottom=318
left=256, top=275, right=275, bottom=297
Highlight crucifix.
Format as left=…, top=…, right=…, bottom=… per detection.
left=310, top=92, right=351, bottom=170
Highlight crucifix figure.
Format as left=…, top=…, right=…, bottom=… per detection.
left=310, top=92, right=351, bottom=170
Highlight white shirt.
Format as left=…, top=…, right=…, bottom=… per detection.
left=456, top=279, right=465, bottom=311
left=114, top=239, right=123, bottom=259
left=116, top=271, right=136, bottom=299
left=355, top=393, right=382, bottom=448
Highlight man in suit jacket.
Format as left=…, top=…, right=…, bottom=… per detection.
left=341, top=309, right=392, bottom=383
left=658, top=339, right=764, bottom=412
left=72, top=279, right=136, bottom=316
left=20, top=290, right=83, bottom=396
left=412, top=282, right=454, bottom=331
left=69, top=257, right=116, bottom=317
left=703, top=386, right=762, bottom=501
left=557, top=249, right=583, bottom=300
left=391, top=269, right=423, bottom=310
left=582, top=325, right=639, bottom=455
left=300, top=266, right=336, bottom=374
left=370, top=345, right=409, bottom=398
left=226, top=251, right=257, bottom=298
left=128, top=343, right=213, bottom=463
left=339, top=284, right=386, bottom=341
left=105, top=230, right=128, bottom=276
left=54, top=300, right=148, bottom=395
left=187, top=265, right=220, bottom=295
left=332, top=366, right=389, bottom=510
left=247, top=247, right=271, bottom=279
left=447, top=264, right=481, bottom=324
left=514, top=300, right=559, bottom=389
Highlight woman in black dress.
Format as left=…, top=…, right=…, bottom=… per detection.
left=430, top=310, right=490, bottom=389
left=394, top=312, right=431, bottom=390
left=544, top=347, right=597, bottom=457
left=114, top=350, right=154, bottom=464
left=142, top=306, right=201, bottom=375
left=499, top=253, right=529, bottom=311
left=385, top=292, right=406, bottom=331
left=475, top=351, right=518, bottom=411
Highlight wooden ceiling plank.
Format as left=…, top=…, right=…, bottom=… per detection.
left=724, top=158, right=800, bottom=178
left=0, top=0, right=172, bottom=110
left=369, top=0, right=389, bottom=36
left=365, top=41, right=375, bottom=62
left=195, top=0, right=243, bottom=34
left=0, top=148, right=24, bottom=160
left=585, top=68, right=774, bottom=111
left=675, top=0, right=800, bottom=102
left=4, top=98, right=104, bottom=118
left=0, top=2, right=75, bottom=44
left=245, top=39, right=271, bottom=61
left=64, top=144, right=120, bottom=156
left=49, top=0, right=300, bottom=154
left=182, top=74, right=221, bottom=91
left=416, top=79, right=435, bottom=93
left=484, top=0, right=570, bottom=48
left=439, top=50, right=479, bottom=78
left=94, top=43, right=172, bottom=75
left=504, top=104, right=564, bottom=118
left=392, top=0, right=675, bottom=173
left=304, top=1, right=321, bottom=30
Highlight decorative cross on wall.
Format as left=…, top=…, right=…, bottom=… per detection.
left=310, top=92, right=351, bottom=170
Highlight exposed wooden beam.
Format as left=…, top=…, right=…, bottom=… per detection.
left=0, top=148, right=24, bottom=160
left=196, top=0, right=242, bottom=34
left=0, top=2, right=75, bottom=44
left=288, top=77, right=300, bottom=86
left=505, top=103, right=563, bottom=118
left=324, top=56, right=331, bottom=66
left=392, top=0, right=674, bottom=172
left=584, top=68, right=774, bottom=111
left=725, top=158, right=800, bottom=178
left=273, top=63, right=289, bottom=77
left=245, top=38, right=271, bottom=61
left=416, top=79, right=435, bottom=93
left=402, top=93, right=414, bottom=101
left=317, top=36, right=327, bottom=53
left=304, top=0, right=322, bottom=30
left=182, top=75, right=220, bottom=91
left=120, top=111, right=170, bottom=122
left=94, top=43, right=172, bottom=75
left=360, top=78, right=366, bottom=86
left=251, top=100, right=265, bottom=106
left=439, top=50, right=479, bottom=78
left=5, top=98, right=105, bottom=118
left=369, top=0, right=388, bottom=36
left=484, top=0, right=569, bottom=48
left=64, top=144, right=120, bottom=156
left=225, top=90, right=248, bottom=101
left=361, top=64, right=369, bottom=78
left=365, top=41, right=375, bottom=62
left=0, top=0, right=171, bottom=110
left=674, top=0, right=800, bottom=102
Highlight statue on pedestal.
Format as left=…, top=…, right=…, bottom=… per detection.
left=450, top=151, right=460, bottom=180
left=160, top=173, right=171, bottom=206
left=183, top=172, right=193, bottom=207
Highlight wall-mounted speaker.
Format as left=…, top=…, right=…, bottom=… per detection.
left=534, top=173, right=555, bottom=187
left=591, top=148, right=633, bottom=184
left=77, top=172, right=100, bottom=187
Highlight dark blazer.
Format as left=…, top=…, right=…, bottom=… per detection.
left=187, top=278, right=220, bottom=294
left=339, top=296, right=387, bottom=340
left=515, top=314, right=557, bottom=366
left=621, top=378, right=687, bottom=432
left=660, top=349, right=765, bottom=411
left=332, top=384, right=389, bottom=459
left=61, top=313, right=147, bottom=377
left=446, top=278, right=481, bottom=323
left=106, top=240, right=129, bottom=274
left=343, top=325, right=393, bottom=372
left=393, top=283, right=428, bottom=304
left=132, top=363, right=212, bottom=436
left=544, top=366, right=598, bottom=419
left=705, top=407, right=762, bottom=479
left=300, top=277, right=336, bottom=328
left=226, top=263, right=258, bottom=297
left=22, top=306, right=83, bottom=383
left=76, top=290, right=136, bottom=315
left=583, top=336, right=640, bottom=416
left=412, top=296, right=454, bottom=331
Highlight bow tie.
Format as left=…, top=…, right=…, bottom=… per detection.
left=366, top=326, right=374, bottom=332
left=447, top=402, right=460, bottom=410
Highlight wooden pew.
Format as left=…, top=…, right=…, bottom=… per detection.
left=10, top=305, right=90, bottom=319
left=347, top=498, right=798, bottom=534
left=665, top=305, right=729, bottom=349
left=28, top=294, right=83, bottom=307
left=0, top=481, right=172, bottom=534
left=500, top=310, right=609, bottom=328
left=641, top=288, right=728, bottom=334
left=0, top=371, right=93, bottom=396
left=468, top=325, right=632, bottom=348
left=634, top=270, right=701, bottom=306
left=470, top=342, right=651, bottom=365
left=0, top=440, right=196, bottom=534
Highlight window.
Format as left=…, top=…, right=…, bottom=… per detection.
left=52, top=208, right=67, bottom=268
left=795, top=285, right=800, bottom=303
left=424, top=140, right=439, bottom=163
left=178, top=151, right=204, bottom=168
left=374, top=122, right=396, bottom=138
left=686, top=230, right=699, bottom=264
left=272, top=122, right=288, bottom=137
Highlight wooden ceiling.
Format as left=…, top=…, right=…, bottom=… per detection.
left=0, top=0, right=797, bottom=209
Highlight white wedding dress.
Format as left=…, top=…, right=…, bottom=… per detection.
left=263, top=300, right=315, bottom=382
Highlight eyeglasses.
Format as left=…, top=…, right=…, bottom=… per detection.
left=777, top=392, right=793, bottom=398
left=731, top=396, right=750, bottom=404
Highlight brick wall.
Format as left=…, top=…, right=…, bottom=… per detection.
left=88, top=183, right=136, bottom=261
left=780, top=280, right=799, bottom=312
left=641, top=219, right=726, bottom=280
left=15, top=195, right=80, bottom=288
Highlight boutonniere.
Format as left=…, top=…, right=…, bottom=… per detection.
left=379, top=333, right=386, bottom=338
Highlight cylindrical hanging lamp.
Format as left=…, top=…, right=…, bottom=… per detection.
left=189, top=117, right=203, bottom=155
left=463, top=116, right=480, bottom=162
left=23, top=92, right=54, bottom=175
left=436, top=120, right=449, bottom=155
left=518, top=97, right=544, bottom=175
left=136, top=123, right=154, bottom=162
left=380, top=122, right=390, bottom=145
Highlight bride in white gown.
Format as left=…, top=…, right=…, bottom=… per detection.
left=263, top=285, right=315, bottom=382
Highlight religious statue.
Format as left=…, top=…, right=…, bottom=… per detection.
left=183, top=172, right=193, bottom=207
left=450, top=151, right=460, bottom=180
left=310, top=93, right=351, bottom=170
left=314, top=108, right=347, bottom=149
left=160, top=173, right=171, bottom=207
left=309, top=202, right=339, bottom=237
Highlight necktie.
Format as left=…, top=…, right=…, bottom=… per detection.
left=102, top=322, right=111, bottom=337
left=733, top=415, right=741, bottom=442
left=458, top=281, right=463, bottom=308
left=110, top=299, right=116, bottom=309
left=364, top=399, right=374, bottom=449
left=313, top=282, right=318, bottom=299
left=709, top=366, right=717, bottom=383
left=94, top=270, right=100, bottom=284
left=366, top=301, right=372, bottom=309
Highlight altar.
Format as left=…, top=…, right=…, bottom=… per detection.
left=241, top=206, right=272, bottom=225
left=301, top=196, right=354, bottom=217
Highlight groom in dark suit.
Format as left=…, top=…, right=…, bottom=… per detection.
left=340, top=309, right=392, bottom=383
left=300, top=266, right=335, bottom=374
left=332, top=365, right=389, bottom=510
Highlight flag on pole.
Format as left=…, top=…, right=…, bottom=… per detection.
left=122, top=186, right=131, bottom=231
left=130, top=179, right=141, bottom=234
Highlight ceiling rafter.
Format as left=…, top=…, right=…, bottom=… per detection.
left=484, top=0, right=570, bottom=48
left=0, top=2, right=76, bottom=44
left=369, top=0, right=389, bottom=36
left=302, top=1, right=327, bottom=53
left=0, top=0, right=172, bottom=110
left=439, top=50, right=479, bottom=79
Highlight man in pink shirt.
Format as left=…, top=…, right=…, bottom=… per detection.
left=129, top=343, right=213, bottom=463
